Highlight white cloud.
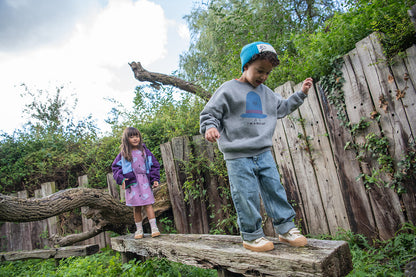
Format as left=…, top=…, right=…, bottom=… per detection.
left=0, top=0, right=176, bottom=135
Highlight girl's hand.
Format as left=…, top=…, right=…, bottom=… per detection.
left=153, top=181, right=159, bottom=188
left=122, top=179, right=128, bottom=190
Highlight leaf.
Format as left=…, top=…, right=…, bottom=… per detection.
left=370, top=110, right=379, bottom=119
left=403, top=73, right=409, bottom=81
left=396, top=89, right=406, bottom=100
left=388, top=75, right=394, bottom=83
left=379, top=95, right=388, bottom=112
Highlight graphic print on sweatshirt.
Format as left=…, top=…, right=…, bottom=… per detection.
left=241, top=91, right=267, bottom=126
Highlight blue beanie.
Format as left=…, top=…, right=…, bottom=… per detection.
left=240, top=41, right=277, bottom=72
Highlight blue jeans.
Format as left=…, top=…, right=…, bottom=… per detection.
left=226, top=150, right=296, bottom=241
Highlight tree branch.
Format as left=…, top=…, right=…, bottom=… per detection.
left=129, top=61, right=211, bottom=101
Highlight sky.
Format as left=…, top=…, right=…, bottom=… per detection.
left=0, top=0, right=198, bottom=135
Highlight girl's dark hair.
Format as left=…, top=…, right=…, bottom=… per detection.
left=120, top=127, right=144, bottom=161
left=244, top=51, right=280, bottom=70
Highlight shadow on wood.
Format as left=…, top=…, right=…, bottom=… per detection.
left=111, top=234, right=352, bottom=277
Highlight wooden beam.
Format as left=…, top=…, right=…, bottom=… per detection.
left=0, top=244, right=99, bottom=262
left=111, top=234, right=352, bottom=277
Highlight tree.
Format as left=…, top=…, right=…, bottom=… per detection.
left=0, top=185, right=170, bottom=247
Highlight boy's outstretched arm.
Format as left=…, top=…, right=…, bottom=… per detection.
left=205, top=127, right=220, bottom=142
left=301, top=77, right=314, bottom=94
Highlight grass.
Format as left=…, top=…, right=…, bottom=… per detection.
left=1, top=223, right=415, bottom=276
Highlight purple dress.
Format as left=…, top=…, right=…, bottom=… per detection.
left=125, top=150, right=155, bottom=206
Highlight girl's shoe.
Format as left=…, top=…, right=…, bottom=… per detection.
left=279, top=228, right=307, bottom=247
left=134, top=230, right=143, bottom=239
left=151, top=228, right=161, bottom=237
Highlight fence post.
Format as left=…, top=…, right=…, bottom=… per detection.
left=78, top=175, right=110, bottom=248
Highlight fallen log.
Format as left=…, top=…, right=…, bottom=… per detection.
left=111, top=234, right=353, bottom=277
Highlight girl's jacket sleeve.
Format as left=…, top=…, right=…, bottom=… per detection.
left=111, top=153, right=136, bottom=186
left=111, top=153, right=125, bottom=185
left=144, top=145, right=160, bottom=185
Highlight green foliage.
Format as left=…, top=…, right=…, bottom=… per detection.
left=0, top=85, right=99, bottom=193
left=180, top=0, right=416, bottom=92
left=0, top=249, right=216, bottom=277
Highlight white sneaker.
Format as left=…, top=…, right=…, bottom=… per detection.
left=134, top=230, right=143, bottom=239
left=279, top=228, right=307, bottom=247
left=243, top=237, right=274, bottom=252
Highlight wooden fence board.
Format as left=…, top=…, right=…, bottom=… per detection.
left=341, top=49, right=397, bottom=240
left=78, top=176, right=109, bottom=249
left=272, top=118, right=309, bottom=234
left=390, top=52, right=416, bottom=224
left=404, top=46, right=416, bottom=90
left=355, top=34, right=405, bottom=239
left=390, top=53, right=416, bottom=139
left=16, top=191, right=32, bottom=251
left=171, top=136, right=208, bottom=234
left=277, top=82, right=329, bottom=235
left=41, top=182, right=58, bottom=239
left=294, top=82, right=350, bottom=234
left=160, top=141, right=188, bottom=233
left=192, top=135, right=225, bottom=233
left=316, top=82, right=377, bottom=239
left=358, top=34, right=411, bottom=160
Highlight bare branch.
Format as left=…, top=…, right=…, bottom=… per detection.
left=129, top=62, right=211, bottom=101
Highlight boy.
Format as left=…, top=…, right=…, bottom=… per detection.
left=200, top=41, right=313, bottom=252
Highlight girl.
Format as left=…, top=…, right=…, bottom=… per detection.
left=112, top=127, right=161, bottom=239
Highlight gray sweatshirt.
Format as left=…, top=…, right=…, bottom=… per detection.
left=200, top=79, right=307, bottom=160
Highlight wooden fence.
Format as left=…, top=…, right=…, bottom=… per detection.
left=161, top=34, right=416, bottom=241
left=1, top=34, right=415, bottom=252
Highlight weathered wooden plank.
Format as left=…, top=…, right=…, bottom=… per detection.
left=33, top=189, right=52, bottom=249
left=272, top=117, right=309, bottom=234
left=390, top=51, right=416, bottom=139
left=293, top=82, right=350, bottom=234
left=107, top=172, right=121, bottom=201
left=172, top=136, right=206, bottom=234
left=408, top=5, right=416, bottom=30
left=277, top=82, right=329, bottom=235
left=0, top=244, right=99, bottom=261
left=160, top=141, right=189, bottom=233
left=357, top=34, right=411, bottom=161
left=347, top=42, right=403, bottom=241
left=316, top=82, right=377, bottom=239
left=17, top=191, right=32, bottom=251
left=390, top=51, right=416, bottom=224
left=78, top=176, right=109, bottom=248
left=355, top=34, right=406, bottom=239
left=41, top=182, right=58, bottom=240
left=192, top=135, right=224, bottom=234
left=111, top=234, right=352, bottom=277
left=404, top=46, right=416, bottom=90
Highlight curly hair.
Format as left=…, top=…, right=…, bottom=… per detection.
left=244, top=51, right=279, bottom=70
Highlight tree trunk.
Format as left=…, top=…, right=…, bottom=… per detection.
left=0, top=184, right=170, bottom=247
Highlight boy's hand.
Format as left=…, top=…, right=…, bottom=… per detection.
left=153, top=181, right=159, bottom=188
left=301, top=77, right=313, bottom=94
left=205, top=127, right=220, bottom=142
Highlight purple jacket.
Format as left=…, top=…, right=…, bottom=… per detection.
left=111, top=144, right=160, bottom=188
